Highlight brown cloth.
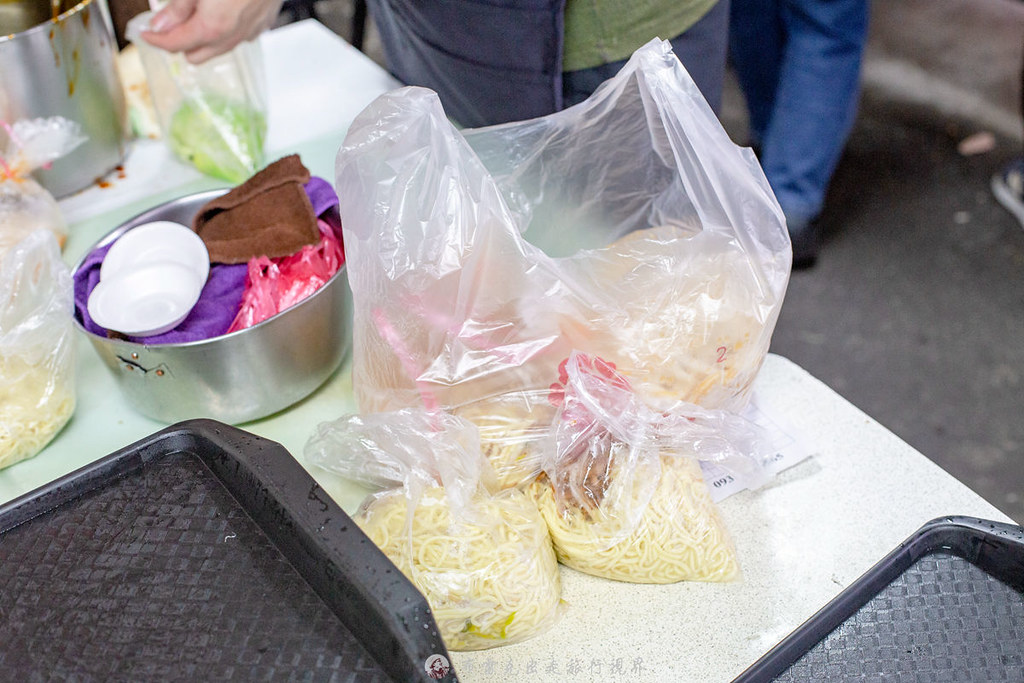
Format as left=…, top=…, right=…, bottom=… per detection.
left=192, top=154, right=320, bottom=264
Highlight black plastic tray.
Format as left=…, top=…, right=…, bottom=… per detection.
left=735, top=516, right=1024, bottom=682
left=0, top=420, right=456, bottom=682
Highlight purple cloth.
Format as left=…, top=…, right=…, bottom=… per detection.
left=74, top=177, right=341, bottom=345
left=305, top=175, right=343, bottom=240
left=74, top=242, right=249, bottom=344
left=306, top=175, right=339, bottom=218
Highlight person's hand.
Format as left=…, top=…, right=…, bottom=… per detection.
left=141, top=0, right=284, bottom=64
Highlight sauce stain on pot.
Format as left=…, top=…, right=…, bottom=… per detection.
left=0, top=0, right=128, bottom=197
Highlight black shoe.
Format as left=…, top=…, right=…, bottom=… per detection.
left=787, top=215, right=820, bottom=270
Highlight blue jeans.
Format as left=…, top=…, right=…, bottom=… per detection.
left=729, top=0, right=869, bottom=224
left=562, top=0, right=731, bottom=115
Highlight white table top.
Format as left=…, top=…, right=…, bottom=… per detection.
left=2, top=19, right=1013, bottom=683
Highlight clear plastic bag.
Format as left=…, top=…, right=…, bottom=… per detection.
left=335, top=39, right=790, bottom=444
left=1, top=117, right=85, bottom=259
left=304, top=408, right=562, bottom=651
left=0, top=230, right=76, bottom=469
left=126, top=12, right=267, bottom=183
left=528, top=351, right=769, bottom=584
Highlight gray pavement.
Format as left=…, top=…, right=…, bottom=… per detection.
left=306, top=0, right=1024, bottom=524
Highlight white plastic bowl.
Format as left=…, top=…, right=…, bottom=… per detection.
left=100, top=220, right=210, bottom=284
left=87, top=261, right=205, bottom=337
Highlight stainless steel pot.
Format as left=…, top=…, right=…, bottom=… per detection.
left=73, top=190, right=353, bottom=424
left=1, top=0, right=127, bottom=198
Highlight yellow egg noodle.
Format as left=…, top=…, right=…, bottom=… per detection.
left=0, top=359, right=75, bottom=469
left=530, top=453, right=739, bottom=584
left=356, top=486, right=562, bottom=650
left=1, top=230, right=76, bottom=469
left=452, top=392, right=554, bottom=489
left=567, top=225, right=770, bottom=412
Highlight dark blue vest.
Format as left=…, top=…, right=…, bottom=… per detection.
left=366, top=0, right=567, bottom=127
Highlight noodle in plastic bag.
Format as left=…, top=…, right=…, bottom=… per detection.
left=529, top=351, right=769, bottom=584
left=450, top=389, right=554, bottom=489
left=335, top=39, right=790, bottom=451
left=0, top=231, right=76, bottom=469
left=304, top=408, right=562, bottom=650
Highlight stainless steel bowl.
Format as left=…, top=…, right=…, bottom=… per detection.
left=73, top=190, right=351, bottom=424
left=1, top=0, right=128, bottom=198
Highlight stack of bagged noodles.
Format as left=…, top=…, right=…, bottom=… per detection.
left=305, top=352, right=771, bottom=652
left=0, top=119, right=82, bottom=468
left=323, top=39, right=791, bottom=651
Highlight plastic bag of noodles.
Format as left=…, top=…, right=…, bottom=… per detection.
left=528, top=351, right=770, bottom=584
left=335, top=39, right=790, bottom=431
left=1, top=231, right=76, bottom=469
left=304, top=407, right=562, bottom=650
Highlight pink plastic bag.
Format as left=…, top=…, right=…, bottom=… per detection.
left=227, top=217, right=344, bottom=332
